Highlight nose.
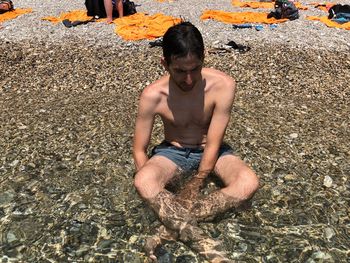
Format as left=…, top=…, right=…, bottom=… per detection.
left=185, top=72, right=193, bottom=86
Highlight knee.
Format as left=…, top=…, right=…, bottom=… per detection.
left=225, top=168, right=259, bottom=201
left=241, top=169, right=259, bottom=198
left=133, top=172, right=147, bottom=197
left=134, top=171, right=160, bottom=200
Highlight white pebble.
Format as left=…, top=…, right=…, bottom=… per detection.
left=323, top=176, right=333, bottom=188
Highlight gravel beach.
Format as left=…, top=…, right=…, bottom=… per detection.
left=1, top=0, right=350, bottom=49
left=1, top=0, right=349, bottom=262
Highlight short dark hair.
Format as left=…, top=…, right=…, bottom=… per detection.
left=162, top=22, right=204, bottom=64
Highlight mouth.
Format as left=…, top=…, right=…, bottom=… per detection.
left=181, top=83, right=194, bottom=91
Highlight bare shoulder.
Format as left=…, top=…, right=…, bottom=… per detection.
left=140, top=75, right=169, bottom=104
left=202, top=68, right=236, bottom=95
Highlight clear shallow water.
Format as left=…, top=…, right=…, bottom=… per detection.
left=0, top=40, right=349, bottom=262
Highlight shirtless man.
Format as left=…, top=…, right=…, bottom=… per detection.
left=103, top=0, right=123, bottom=23
left=0, top=0, right=13, bottom=14
left=133, top=22, right=259, bottom=262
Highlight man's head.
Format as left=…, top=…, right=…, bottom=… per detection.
left=0, top=0, right=13, bottom=13
left=162, top=22, right=205, bottom=92
left=162, top=21, right=204, bottom=65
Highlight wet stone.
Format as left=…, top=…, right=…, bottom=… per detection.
left=0, top=191, right=15, bottom=207
left=5, top=231, right=20, bottom=246
left=0, top=208, right=5, bottom=218
left=75, top=244, right=90, bottom=257
left=123, top=252, right=143, bottom=263
left=307, top=251, right=334, bottom=262
left=175, top=255, right=197, bottom=263
left=96, top=239, right=113, bottom=253
left=324, top=227, right=336, bottom=241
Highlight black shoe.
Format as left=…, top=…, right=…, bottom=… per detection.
left=149, top=38, right=163, bottom=48
left=62, top=19, right=73, bottom=28
left=226, top=40, right=251, bottom=53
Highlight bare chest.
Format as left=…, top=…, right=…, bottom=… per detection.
left=158, top=97, right=214, bottom=128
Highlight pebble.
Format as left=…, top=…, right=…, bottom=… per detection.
left=289, top=133, right=298, bottom=139
left=324, top=227, right=335, bottom=240
left=323, top=176, right=333, bottom=188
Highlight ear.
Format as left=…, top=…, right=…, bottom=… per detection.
left=161, top=57, right=169, bottom=71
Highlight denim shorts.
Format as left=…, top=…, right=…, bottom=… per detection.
left=151, top=141, right=234, bottom=172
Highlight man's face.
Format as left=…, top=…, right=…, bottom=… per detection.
left=164, top=53, right=203, bottom=92
left=0, top=3, right=9, bottom=10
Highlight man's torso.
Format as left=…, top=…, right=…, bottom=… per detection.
left=151, top=68, right=232, bottom=148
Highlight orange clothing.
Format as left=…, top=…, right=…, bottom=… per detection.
left=42, top=10, right=94, bottom=23
left=114, top=13, right=181, bottom=40
left=307, top=15, right=350, bottom=30
left=231, top=0, right=308, bottom=10
left=201, top=10, right=288, bottom=24
left=0, top=8, right=32, bottom=23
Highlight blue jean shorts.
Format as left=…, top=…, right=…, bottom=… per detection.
left=151, top=141, right=234, bottom=172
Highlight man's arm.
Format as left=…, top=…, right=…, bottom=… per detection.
left=177, top=76, right=236, bottom=203
left=196, top=77, right=236, bottom=178
left=133, top=86, right=159, bottom=171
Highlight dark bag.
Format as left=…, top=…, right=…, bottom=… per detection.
left=268, top=0, right=299, bottom=20
left=123, top=0, right=137, bottom=16
left=85, top=0, right=136, bottom=19
left=328, top=4, right=350, bottom=19
left=85, top=0, right=106, bottom=18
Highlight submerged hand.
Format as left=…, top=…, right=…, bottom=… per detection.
left=177, top=177, right=205, bottom=208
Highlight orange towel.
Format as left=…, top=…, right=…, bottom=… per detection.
left=231, top=0, right=308, bottom=10
left=114, top=13, right=181, bottom=40
left=0, top=8, right=32, bottom=23
left=201, top=10, right=288, bottom=24
left=42, top=10, right=94, bottom=23
left=232, top=0, right=274, bottom=9
left=307, top=15, right=350, bottom=30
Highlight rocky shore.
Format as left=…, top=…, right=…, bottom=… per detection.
left=1, top=0, right=349, bottom=262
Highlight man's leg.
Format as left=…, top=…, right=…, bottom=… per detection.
left=134, top=156, right=233, bottom=262
left=148, top=190, right=233, bottom=262
left=143, top=225, right=178, bottom=261
left=134, top=156, right=184, bottom=259
left=192, top=154, right=259, bottom=222
left=103, top=0, right=114, bottom=23
left=134, top=156, right=197, bottom=233
left=116, top=0, right=123, bottom=18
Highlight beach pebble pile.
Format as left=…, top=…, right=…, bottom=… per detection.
left=1, top=0, right=349, bottom=50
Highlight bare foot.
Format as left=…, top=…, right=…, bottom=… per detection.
left=106, top=18, right=113, bottom=24
left=144, top=235, right=161, bottom=261
left=144, top=225, right=178, bottom=261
